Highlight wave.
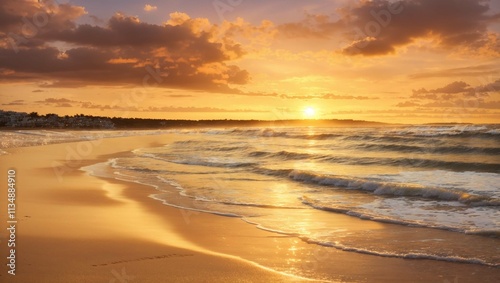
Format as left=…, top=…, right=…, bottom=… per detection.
left=319, top=155, right=500, bottom=173
left=93, top=159, right=500, bottom=268
left=300, top=196, right=500, bottom=237
left=209, top=128, right=288, bottom=138
left=252, top=167, right=294, bottom=177
left=246, top=147, right=500, bottom=172
left=289, top=171, right=500, bottom=206
left=213, top=200, right=303, bottom=210
left=299, top=237, right=499, bottom=267
left=172, top=140, right=249, bottom=152
left=234, top=126, right=500, bottom=143
left=149, top=195, right=242, bottom=218
left=244, top=212, right=499, bottom=267
left=487, top=129, right=500, bottom=135
left=210, top=128, right=344, bottom=140
left=248, top=150, right=317, bottom=160
left=358, top=143, right=500, bottom=155
left=385, top=125, right=500, bottom=138
left=171, top=159, right=257, bottom=168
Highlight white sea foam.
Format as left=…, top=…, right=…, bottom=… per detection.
left=0, top=129, right=177, bottom=149
left=385, top=125, right=492, bottom=137
left=301, top=195, right=500, bottom=236
left=299, top=237, right=499, bottom=267
left=289, top=170, right=499, bottom=206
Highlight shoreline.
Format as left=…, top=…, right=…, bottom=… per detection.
left=0, top=134, right=304, bottom=283
left=1, top=134, right=499, bottom=282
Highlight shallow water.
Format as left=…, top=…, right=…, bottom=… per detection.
left=3, top=125, right=499, bottom=268
left=83, top=125, right=500, bottom=267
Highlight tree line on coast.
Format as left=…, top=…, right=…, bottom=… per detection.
left=0, top=110, right=386, bottom=129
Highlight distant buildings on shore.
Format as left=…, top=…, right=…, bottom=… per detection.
left=0, top=110, right=115, bottom=129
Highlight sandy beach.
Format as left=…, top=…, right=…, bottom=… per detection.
left=1, top=134, right=499, bottom=282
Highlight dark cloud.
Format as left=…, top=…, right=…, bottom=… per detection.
left=2, top=99, right=25, bottom=106
left=411, top=80, right=499, bottom=100
left=56, top=102, right=72, bottom=107
left=0, top=2, right=250, bottom=93
left=32, top=89, right=44, bottom=92
left=1, top=0, right=86, bottom=41
left=399, top=79, right=500, bottom=109
left=36, top=97, right=77, bottom=107
left=279, top=0, right=499, bottom=56
left=475, top=79, right=500, bottom=93
left=342, top=0, right=499, bottom=56
left=36, top=98, right=76, bottom=103
left=412, top=81, right=474, bottom=97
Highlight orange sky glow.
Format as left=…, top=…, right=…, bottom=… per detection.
left=1, top=0, right=499, bottom=123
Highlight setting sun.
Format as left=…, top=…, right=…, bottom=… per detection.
left=303, top=107, right=316, bottom=118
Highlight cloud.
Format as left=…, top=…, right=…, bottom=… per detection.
left=412, top=81, right=473, bottom=96
left=167, top=94, right=194, bottom=98
left=78, top=102, right=265, bottom=113
left=278, top=13, right=341, bottom=39
left=0, top=0, right=86, bottom=37
left=475, top=79, right=500, bottom=93
left=397, top=99, right=500, bottom=109
left=411, top=80, right=499, bottom=100
left=35, top=97, right=78, bottom=107
left=342, top=0, right=499, bottom=56
left=278, top=93, right=377, bottom=100
left=409, top=64, right=500, bottom=79
left=278, top=0, right=500, bottom=56
left=32, top=89, right=44, bottom=92
left=229, top=91, right=378, bottom=100
left=398, top=79, right=500, bottom=109
left=321, top=93, right=377, bottom=100
left=0, top=6, right=251, bottom=93
left=396, top=101, right=421, bottom=107
left=2, top=99, right=25, bottom=106
left=143, top=4, right=157, bottom=12
left=37, top=98, right=75, bottom=103
left=35, top=98, right=78, bottom=107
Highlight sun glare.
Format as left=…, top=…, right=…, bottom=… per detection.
left=303, top=107, right=316, bottom=119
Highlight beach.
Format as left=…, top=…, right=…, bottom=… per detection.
left=1, top=133, right=499, bottom=282
left=1, top=0, right=499, bottom=281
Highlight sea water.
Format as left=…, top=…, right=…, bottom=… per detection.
left=3, top=125, right=499, bottom=268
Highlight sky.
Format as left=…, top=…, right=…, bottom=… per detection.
left=0, top=0, right=499, bottom=123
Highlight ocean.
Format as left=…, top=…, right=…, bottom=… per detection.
left=2, top=125, right=499, bottom=270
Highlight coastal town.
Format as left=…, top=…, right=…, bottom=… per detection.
left=0, top=110, right=115, bottom=129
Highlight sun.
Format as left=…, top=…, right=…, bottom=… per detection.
left=303, top=107, right=316, bottom=119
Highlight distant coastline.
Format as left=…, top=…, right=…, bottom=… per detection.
left=0, top=110, right=391, bottom=129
